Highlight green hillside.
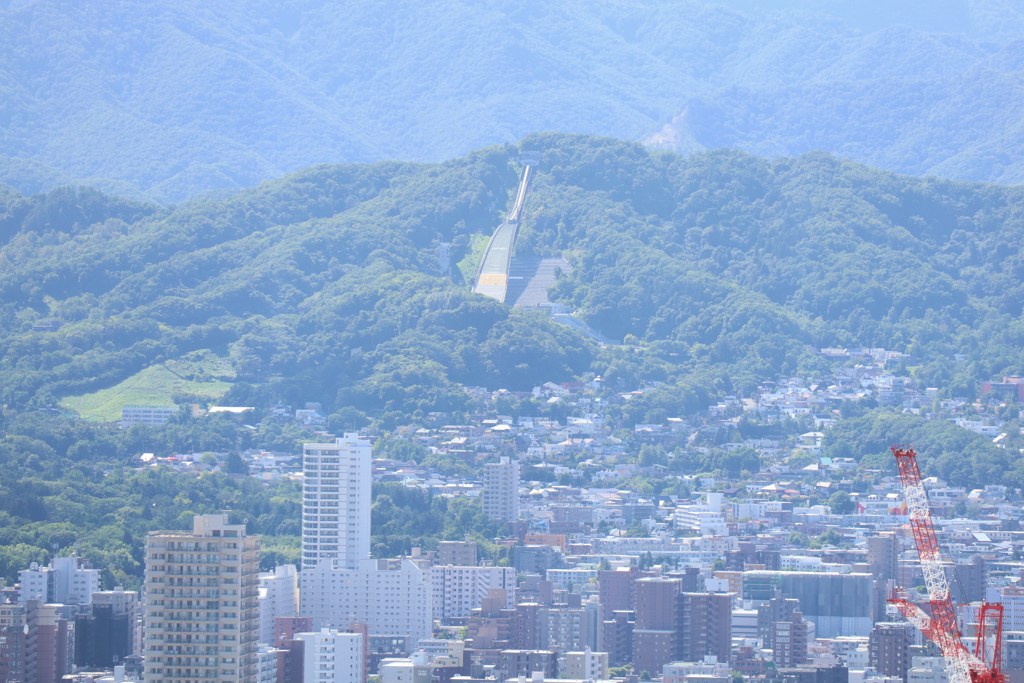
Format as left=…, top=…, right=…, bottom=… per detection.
left=1, top=1, right=1023, bottom=200
left=1, top=135, right=1022, bottom=427
left=61, top=350, right=234, bottom=422
left=1, top=136, right=1023, bottom=587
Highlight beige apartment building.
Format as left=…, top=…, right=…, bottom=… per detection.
left=144, top=513, right=260, bottom=682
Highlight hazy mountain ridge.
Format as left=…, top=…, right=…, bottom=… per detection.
left=2, top=0, right=1022, bottom=201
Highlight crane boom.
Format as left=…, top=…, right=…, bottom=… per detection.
left=892, top=446, right=973, bottom=683
left=890, top=446, right=1004, bottom=683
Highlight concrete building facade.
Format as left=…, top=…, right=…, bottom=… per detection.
left=143, top=514, right=260, bottom=683
left=296, top=628, right=366, bottom=683
left=437, top=541, right=478, bottom=567
left=303, top=434, right=373, bottom=570
left=483, top=457, right=520, bottom=523
left=431, top=565, right=516, bottom=623
left=677, top=592, right=733, bottom=663
left=300, top=558, right=432, bottom=649
left=19, top=556, right=100, bottom=606
left=632, top=577, right=680, bottom=677
left=259, top=564, right=299, bottom=645
left=870, top=622, right=914, bottom=683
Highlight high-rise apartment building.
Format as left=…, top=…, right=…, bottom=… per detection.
left=598, top=566, right=636, bottom=620
left=564, top=649, right=609, bottom=680
left=676, top=592, right=733, bottom=663
left=75, top=588, right=140, bottom=669
left=602, top=610, right=635, bottom=667
left=866, top=533, right=898, bottom=584
left=25, top=600, right=76, bottom=683
left=542, top=603, right=588, bottom=653
left=0, top=599, right=26, bottom=683
left=144, top=514, right=260, bottom=682
left=295, top=628, right=366, bottom=683
left=437, top=540, right=478, bottom=566
left=632, top=577, right=680, bottom=677
left=482, top=457, right=520, bottom=523
left=1, top=598, right=80, bottom=683
left=869, top=621, right=914, bottom=682
left=430, top=565, right=515, bottom=623
left=772, top=608, right=809, bottom=669
left=19, top=556, right=100, bottom=606
left=303, top=434, right=373, bottom=570
left=259, top=564, right=299, bottom=645
left=300, top=558, right=432, bottom=649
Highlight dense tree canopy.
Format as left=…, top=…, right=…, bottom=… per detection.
left=2, top=136, right=1023, bottom=425
left=1, top=134, right=1022, bottom=588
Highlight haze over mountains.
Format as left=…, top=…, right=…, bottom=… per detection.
left=2, top=0, right=1023, bottom=201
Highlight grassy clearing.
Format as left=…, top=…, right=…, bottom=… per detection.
left=61, top=352, right=233, bottom=422
left=457, top=232, right=492, bottom=286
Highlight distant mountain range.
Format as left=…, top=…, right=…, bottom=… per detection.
left=1, top=0, right=1022, bottom=201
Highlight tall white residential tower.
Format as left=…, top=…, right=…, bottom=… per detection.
left=302, top=433, right=373, bottom=570
left=482, top=456, right=520, bottom=523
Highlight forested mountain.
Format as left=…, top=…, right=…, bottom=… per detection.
left=2, top=135, right=1022, bottom=427
left=2, top=1, right=1023, bottom=201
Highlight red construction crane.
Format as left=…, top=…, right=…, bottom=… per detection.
left=887, top=446, right=1004, bottom=683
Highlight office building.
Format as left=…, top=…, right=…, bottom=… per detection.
left=483, top=457, right=520, bottom=523
left=303, top=433, right=373, bottom=570
left=908, top=656, right=948, bottom=683
left=498, top=649, right=556, bottom=680
left=381, top=652, right=434, bottom=683
left=144, top=513, right=260, bottom=682
left=662, top=658, right=732, bottom=683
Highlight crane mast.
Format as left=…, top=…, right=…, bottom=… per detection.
left=889, top=446, right=1004, bottom=683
